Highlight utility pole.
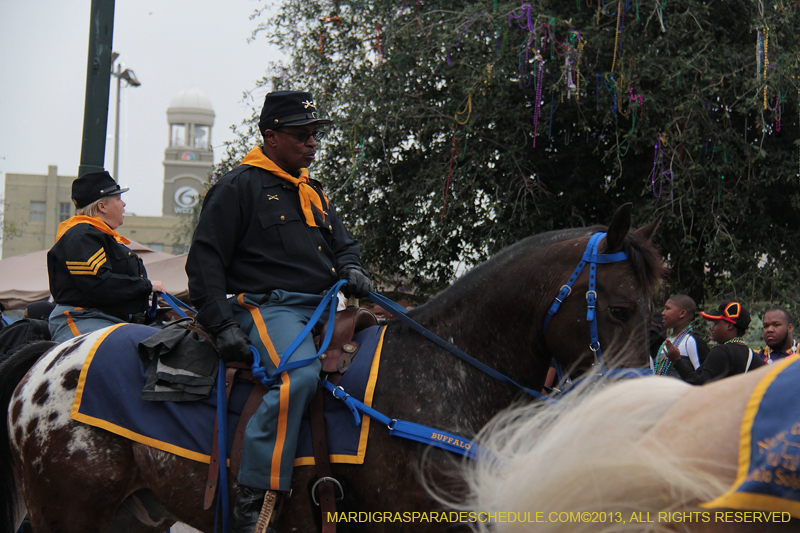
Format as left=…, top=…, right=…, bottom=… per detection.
left=77, top=0, right=116, bottom=179
left=111, top=60, right=141, bottom=181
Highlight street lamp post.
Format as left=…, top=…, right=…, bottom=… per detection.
left=111, top=57, right=141, bottom=181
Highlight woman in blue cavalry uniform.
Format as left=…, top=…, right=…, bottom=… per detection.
left=47, top=171, right=166, bottom=342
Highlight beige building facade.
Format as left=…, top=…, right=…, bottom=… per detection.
left=2, top=89, right=214, bottom=259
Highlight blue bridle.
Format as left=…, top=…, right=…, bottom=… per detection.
left=542, top=232, right=629, bottom=388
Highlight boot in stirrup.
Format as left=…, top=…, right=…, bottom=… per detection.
left=230, top=485, right=281, bottom=533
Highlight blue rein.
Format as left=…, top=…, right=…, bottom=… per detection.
left=248, top=279, right=347, bottom=388
left=368, top=291, right=552, bottom=403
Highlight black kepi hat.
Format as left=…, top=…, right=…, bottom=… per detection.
left=72, top=171, right=129, bottom=209
left=258, top=90, right=332, bottom=135
left=700, top=301, right=751, bottom=330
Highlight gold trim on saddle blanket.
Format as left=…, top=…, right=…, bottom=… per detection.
left=69, top=324, right=387, bottom=466
left=701, top=356, right=800, bottom=517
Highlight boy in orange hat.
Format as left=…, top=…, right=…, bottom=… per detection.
left=666, top=300, right=763, bottom=385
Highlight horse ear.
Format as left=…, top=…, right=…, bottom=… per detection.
left=603, top=203, right=632, bottom=253
left=636, top=216, right=662, bottom=242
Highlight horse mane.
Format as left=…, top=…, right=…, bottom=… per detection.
left=415, top=223, right=662, bottom=318
left=0, top=341, right=58, bottom=533
left=453, top=376, right=731, bottom=532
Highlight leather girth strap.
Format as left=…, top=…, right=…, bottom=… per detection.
left=204, top=365, right=240, bottom=509
left=310, top=386, right=338, bottom=533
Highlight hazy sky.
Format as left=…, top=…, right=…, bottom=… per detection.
left=0, top=0, right=283, bottom=221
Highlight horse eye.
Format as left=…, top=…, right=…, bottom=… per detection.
left=609, top=306, right=634, bottom=322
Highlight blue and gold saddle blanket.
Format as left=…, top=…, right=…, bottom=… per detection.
left=702, top=356, right=800, bottom=517
left=70, top=322, right=386, bottom=466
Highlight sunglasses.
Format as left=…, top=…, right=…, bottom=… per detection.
left=275, top=129, right=326, bottom=143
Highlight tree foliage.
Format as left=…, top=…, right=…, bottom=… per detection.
left=0, top=195, right=23, bottom=244
left=222, top=0, right=800, bottom=311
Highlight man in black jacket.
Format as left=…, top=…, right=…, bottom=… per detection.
left=186, top=90, right=371, bottom=532
left=47, top=171, right=166, bottom=341
left=666, top=300, right=763, bottom=385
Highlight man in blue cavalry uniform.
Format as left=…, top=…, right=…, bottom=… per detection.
left=186, top=90, right=372, bottom=532
left=47, top=171, right=166, bottom=342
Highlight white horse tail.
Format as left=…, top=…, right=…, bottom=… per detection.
left=460, top=376, right=731, bottom=533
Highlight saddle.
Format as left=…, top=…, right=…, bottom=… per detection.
left=203, top=306, right=378, bottom=530
left=317, top=305, right=379, bottom=377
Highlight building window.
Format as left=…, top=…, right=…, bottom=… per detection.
left=30, top=201, right=46, bottom=221
left=59, top=202, right=72, bottom=222
left=172, top=244, right=187, bottom=255
left=193, top=125, right=210, bottom=149
left=171, top=124, right=186, bottom=147
left=148, top=243, right=164, bottom=252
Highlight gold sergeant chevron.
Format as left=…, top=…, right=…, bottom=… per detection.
left=66, top=248, right=106, bottom=276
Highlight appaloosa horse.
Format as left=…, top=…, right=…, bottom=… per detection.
left=1, top=204, right=662, bottom=532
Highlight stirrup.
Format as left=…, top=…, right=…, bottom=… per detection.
left=254, top=491, right=279, bottom=533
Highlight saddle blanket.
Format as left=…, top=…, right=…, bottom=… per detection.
left=71, top=322, right=387, bottom=466
left=702, top=355, right=800, bottom=517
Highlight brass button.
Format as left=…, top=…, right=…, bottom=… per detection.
left=280, top=215, right=285, bottom=221
left=318, top=246, right=322, bottom=251
left=331, top=268, right=336, bottom=273
left=328, top=225, right=332, bottom=230
left=128, top=252, right=131, bottom=256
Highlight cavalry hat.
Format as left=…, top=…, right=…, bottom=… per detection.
left=700, top=301, right=751, bottom=330
left=72, top=171, right=129, bottom=209
left=258, top=90, right=332, bottom=134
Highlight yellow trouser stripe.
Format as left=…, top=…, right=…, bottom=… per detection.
left=237, top=294, right=281, bottom=367
left=271, top=372, right=291, bottom=490
left=64, top=310, right=81, bottom=337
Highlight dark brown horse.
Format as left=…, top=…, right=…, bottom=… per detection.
left=1, top=204, right=662, bottom=532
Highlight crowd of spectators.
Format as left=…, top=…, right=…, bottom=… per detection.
left=651, top=295, right=797, bottom=386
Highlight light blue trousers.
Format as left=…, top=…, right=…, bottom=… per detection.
left=230, top=291, right=327, bottom=491
left=48, top=305, right=127, bottom=342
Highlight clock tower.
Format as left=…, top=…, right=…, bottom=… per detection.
left=163, top=89, right=215, bottom=216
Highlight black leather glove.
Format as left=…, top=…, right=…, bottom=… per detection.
left=340, top=266, right=373, bottom=298
left=210, top=319, right=252, bottom=363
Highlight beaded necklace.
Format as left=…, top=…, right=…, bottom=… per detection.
left=725, top=337, right=746, bottom=345
left=654, top=324, right=693, bottom=376
left=764, top=339, right=799, bottom=364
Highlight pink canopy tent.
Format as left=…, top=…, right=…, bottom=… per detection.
left=0, top=241, right=188, bottom=310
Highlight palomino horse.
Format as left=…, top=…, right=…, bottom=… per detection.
left=1, top=204, right=662, bottom=533
left=460, top=362, right=800, bottom=533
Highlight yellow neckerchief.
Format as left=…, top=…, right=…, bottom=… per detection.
left=55, top=215, right=131, bottom=244
left=240, top=146, right=329, bottom=227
